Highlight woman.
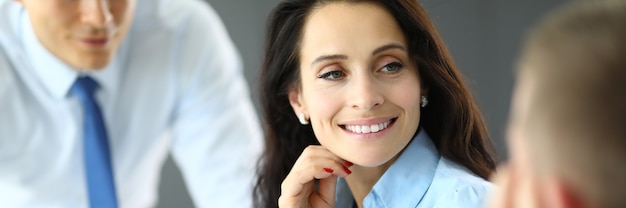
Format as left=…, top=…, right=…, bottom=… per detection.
left=255, top=0, right=496, bottom=207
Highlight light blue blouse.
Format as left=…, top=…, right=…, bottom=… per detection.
left=336, top=130, right=492, bottom=208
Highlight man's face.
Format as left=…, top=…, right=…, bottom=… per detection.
left=18, top=0, right=135, bottom=70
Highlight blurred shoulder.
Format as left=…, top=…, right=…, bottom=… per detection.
left=134, top=0, right=225, bottom=33
left=127, top=0, right=238, bottom=73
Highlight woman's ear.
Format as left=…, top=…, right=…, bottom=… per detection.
left=420, top=84, right=429, bottom=96
left=288, top=88, right=307, bottom=118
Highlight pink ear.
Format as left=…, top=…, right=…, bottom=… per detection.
left=545, top=179, right=589, bottom=208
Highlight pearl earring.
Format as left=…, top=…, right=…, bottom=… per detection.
left=298, top=112, right=309, bottom=125
left=420, top=95, right=428, bottom=108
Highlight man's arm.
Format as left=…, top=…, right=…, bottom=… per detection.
left=165, top=1, right=263, bottom=207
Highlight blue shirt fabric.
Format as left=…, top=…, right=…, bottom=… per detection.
left=335, top=130, right=492, bottom=208
left=0, top=0, right=263, bottom=207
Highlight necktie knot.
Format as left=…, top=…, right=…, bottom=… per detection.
left=71, top=76, right=100, bottom=99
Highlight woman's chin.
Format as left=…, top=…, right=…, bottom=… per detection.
left=341, top=152, right=396, bottom=168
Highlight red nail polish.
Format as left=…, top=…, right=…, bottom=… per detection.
left=323, top=168, right=334, bottom=173
left=345, top=161, right=353, bottom=167
left=343, top=166, right=352, bottom=174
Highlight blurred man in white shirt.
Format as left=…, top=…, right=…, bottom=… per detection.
left=0, top=0, right=262, bottom=207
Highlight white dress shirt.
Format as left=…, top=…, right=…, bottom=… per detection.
left=0, top=0, right=263, bottom=207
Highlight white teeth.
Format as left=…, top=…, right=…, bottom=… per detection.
left=344, top=120, right=391, bottom=134
left=362, top=126, right=371, bottom=134
left=371, top=124, right=380, bottom=132
left=355, top=126, right=362, bottom=133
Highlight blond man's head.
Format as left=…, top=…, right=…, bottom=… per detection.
left=494, top=1, right=626, bottom=208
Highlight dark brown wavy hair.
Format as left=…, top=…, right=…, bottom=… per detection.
left=254, top=0, right=496, bottom=207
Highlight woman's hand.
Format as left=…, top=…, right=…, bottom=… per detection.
left=278, top=145, right=353, bottom=208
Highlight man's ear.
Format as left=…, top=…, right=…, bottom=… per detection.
left=288, top=88, right=307, bottom=118
left=545, top=178, right=589, bottom=208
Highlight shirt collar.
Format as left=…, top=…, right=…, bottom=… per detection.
left=336, top=129, right=441, bottom=207
left=21, top=10, right=125, bottom=99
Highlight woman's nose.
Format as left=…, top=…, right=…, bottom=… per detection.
left=347, top=74, right=384, bottom=111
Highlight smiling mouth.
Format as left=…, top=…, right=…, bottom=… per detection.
left=340, top=118, right=397, bottom=134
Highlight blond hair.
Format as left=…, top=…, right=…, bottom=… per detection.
left=517, top=1, right=626, bottom=207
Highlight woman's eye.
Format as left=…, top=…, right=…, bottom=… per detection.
left=317, top=70, right=345, bottom=80
left=381, top=62, right=404, bottom=73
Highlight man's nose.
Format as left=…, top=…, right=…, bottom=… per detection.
left=80, top=0, right=114, bottom=28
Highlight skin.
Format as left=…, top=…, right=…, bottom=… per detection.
left=16, top=0, right=135, bottom=70
left=490, top=66, right=588, bottom=208
left=490, top=70, right=543, bottom=208
left=283, top=2, right=424, bottom=208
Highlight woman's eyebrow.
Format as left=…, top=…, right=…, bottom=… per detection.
left=310, top=43, right=406, bottom=67
left=311, top=54, right=348, bottom=66
left=372, top=43, right=406, bottom=56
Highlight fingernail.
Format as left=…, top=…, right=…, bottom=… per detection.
left=343, top=166, right=352, bottom=174
left=323, top=168, right=334, bottom=173
left=345, top=161, right=353, bottom=167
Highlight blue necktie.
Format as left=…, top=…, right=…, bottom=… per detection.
left=71, top=76, right=118, bottom=208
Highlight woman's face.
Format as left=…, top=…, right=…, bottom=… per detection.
left=289, top=2, right=423, bottom=167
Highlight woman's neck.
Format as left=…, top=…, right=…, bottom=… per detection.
left=345, top=156, right=399, bottom=208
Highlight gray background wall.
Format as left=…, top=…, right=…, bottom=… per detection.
left=157, top=0, right=568, bottom=207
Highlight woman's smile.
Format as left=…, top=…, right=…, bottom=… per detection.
left=339, top=116, right=398, bottom=140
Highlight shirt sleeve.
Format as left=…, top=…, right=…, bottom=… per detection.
left=165, top=1, right=263, bottom=207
